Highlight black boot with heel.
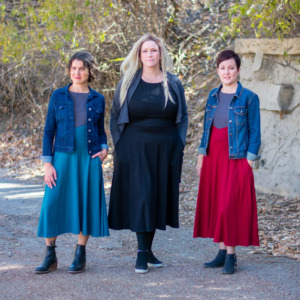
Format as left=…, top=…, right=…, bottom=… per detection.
left=35, top=245, right=57, bottom=274
left=68, top=244, right=86, bottom=274
left=222, top=253, right=237, bottom=274
left=203, top=249, right=227, bottom=268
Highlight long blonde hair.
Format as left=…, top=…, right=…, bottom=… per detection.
left=119, top=33, right=174, bottom=106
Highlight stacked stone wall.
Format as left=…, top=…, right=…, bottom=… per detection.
left=235, top=38, right=300, bottom=197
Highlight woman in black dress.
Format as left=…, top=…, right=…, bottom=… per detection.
left=109, top=33, right=188, bottom=274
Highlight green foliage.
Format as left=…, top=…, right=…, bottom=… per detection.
left=0, top=0, right=234, bottom=118
left=0, top=0, right=114, bottom=64
left=227, top=0, right=300, bottom=39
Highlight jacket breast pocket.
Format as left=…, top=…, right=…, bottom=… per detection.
left=90, top=105, right=103, bottom=121
left=54, top=103, right=68, bottom=121
left=234, top=107, right=247, bottom=124
left=205, top=105, right=214, bottom=127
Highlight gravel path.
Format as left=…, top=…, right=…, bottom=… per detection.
left=0, top=178, right=299, bottom=300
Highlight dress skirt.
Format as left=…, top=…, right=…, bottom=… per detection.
left=109, top=119, right=184, bottom=232
left=37, top=125, right=109, bottom=238
left=193, top=126, right=259, bottom=246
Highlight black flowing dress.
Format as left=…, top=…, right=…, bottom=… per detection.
left=108, top=79, right=184, bottom=232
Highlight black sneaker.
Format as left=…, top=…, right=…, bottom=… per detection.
left=147, top=250, right=163, bottom=268
left=135, top=250, right=148, bottom=274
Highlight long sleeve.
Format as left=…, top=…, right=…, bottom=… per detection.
left=41, top=92, right=57, bottom=163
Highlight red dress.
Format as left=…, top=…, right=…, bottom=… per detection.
left=193, top=126, right=259, bottom=246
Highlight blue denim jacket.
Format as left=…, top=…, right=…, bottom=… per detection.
left=198, top=82, right=261, bottom=160
left=41, top=84, right=108, bottom=163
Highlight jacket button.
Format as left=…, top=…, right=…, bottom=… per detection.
left=88, top=140, right=91, bottom=143
left=88, top=118, right=91, bottom=122
left=89, top=108, right=92, bottom=111
left=229, top=120, right=232, bottom=123
left=230, top=146, right=233, bottom=149
left=89, top=151, right=91, bottom=154
left=88, top=129, right=91, bottom=132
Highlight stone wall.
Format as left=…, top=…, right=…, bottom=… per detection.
left=235, top=38, right=300, bottom=198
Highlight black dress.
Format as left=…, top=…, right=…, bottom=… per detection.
left=108, top=79, right=184, bottom=232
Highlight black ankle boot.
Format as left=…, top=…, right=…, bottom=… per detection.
left=222, top=254, right=237, bottom=274
left=35, top=246, right=57, bottom=274
left=147, top=250, right=163, bottom=268
left=68, top=244, right=86, bottom=274
left=204, top=249, right=227, bottom=268
left=135, top=250, right=148, bottom=274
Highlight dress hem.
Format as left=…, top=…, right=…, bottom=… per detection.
left=109, top=225, right=179, bottom=232
left=37, top=230, right=110, bottom=238
left=193, top=235, right=260, bottom=247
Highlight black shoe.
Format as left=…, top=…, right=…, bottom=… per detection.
left=204, top=249, right=227, bottom=268
left=68, top=245, right=86, bottom=274
left=147, top=250, right=163, bottom=268
left=135, top=250, right=148, bottom=274
left=222, top=254, right=237, bottom=274
left=35, top=246, right=58, bottom=274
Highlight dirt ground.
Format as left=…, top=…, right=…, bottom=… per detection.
left=0, top=177, right=299, bottom=300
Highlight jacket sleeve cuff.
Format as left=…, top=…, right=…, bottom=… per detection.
left=246, top=151, right=261, bottom=161
left=100, top=144, right=108, bottom=150
left=198, top=147, right=206, bottom=155
left=40, top=155, right=53, bottom=163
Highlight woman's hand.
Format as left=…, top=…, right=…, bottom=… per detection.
left=247, top=159, right=253, bottom=168
left=92, top=148, right=108, bottom=162
left=44, top=163, right=57, bottom=189
left=196, top=154, right=204, bottom=177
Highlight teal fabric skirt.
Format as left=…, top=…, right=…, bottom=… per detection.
left=37, top=125, right=109, bottom=238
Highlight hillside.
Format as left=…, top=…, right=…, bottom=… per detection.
left=0, top=0, right=299, bottom=261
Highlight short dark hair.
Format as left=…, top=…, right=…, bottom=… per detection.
left=66, top=51, right=99, bottom=82
left=217, top=50, right=241, bottom=69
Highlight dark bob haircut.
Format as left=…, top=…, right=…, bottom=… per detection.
left=66, top=51, right=99, bottom=82
left=217, top=50, right=241, bottom=70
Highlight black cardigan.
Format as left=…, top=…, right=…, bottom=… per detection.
left=110, top=69, right=188, bottom=147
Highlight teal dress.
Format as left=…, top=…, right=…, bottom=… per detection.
left=37, top=92, right=109, bottom=238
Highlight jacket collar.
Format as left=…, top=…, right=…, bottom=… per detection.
left=211, top=81, right=244, bottom=98
left=167, top=72, right=178, bottom=94
left=127, top=69, right=143, bottom=102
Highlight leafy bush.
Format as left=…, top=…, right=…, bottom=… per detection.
left=0, top=0, right=234, bottom=120
left=0, top=0, right=298, bottom=122
left=227, top=0, right=300, bottom=39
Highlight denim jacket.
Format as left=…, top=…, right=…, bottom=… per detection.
left=41, top=84, right=108, bottom=163
left=198, top=82, right=261, bottom=160
left=110, top=69, right=188, bottom=147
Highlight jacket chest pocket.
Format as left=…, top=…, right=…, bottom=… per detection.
left=205, top=105, right=215, bottom=127
left=88, top=105, right=103, bottom=122
left=234, top=107, right=247, bottom=124
left=55, top=103, right=68, bottom=121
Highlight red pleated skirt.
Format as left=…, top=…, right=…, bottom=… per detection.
left=193, top=126, right=259, bottom=246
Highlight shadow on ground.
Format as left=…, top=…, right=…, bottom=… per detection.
left=0, top=178, right=299, bottom=300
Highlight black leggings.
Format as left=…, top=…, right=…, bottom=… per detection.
left=136, top=231, right=155, bottom=251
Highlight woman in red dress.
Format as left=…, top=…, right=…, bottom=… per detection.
left=193, top=50, right=261, bottom=274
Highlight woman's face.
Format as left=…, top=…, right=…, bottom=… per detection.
left=140, top=40, right=161, bottom=69
left=70, top=59, right=89, bottom=85
left=217, top=58, right=240, bottom=87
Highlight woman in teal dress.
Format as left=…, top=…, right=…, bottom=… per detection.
left=35, top=51, right=109, bottom=274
